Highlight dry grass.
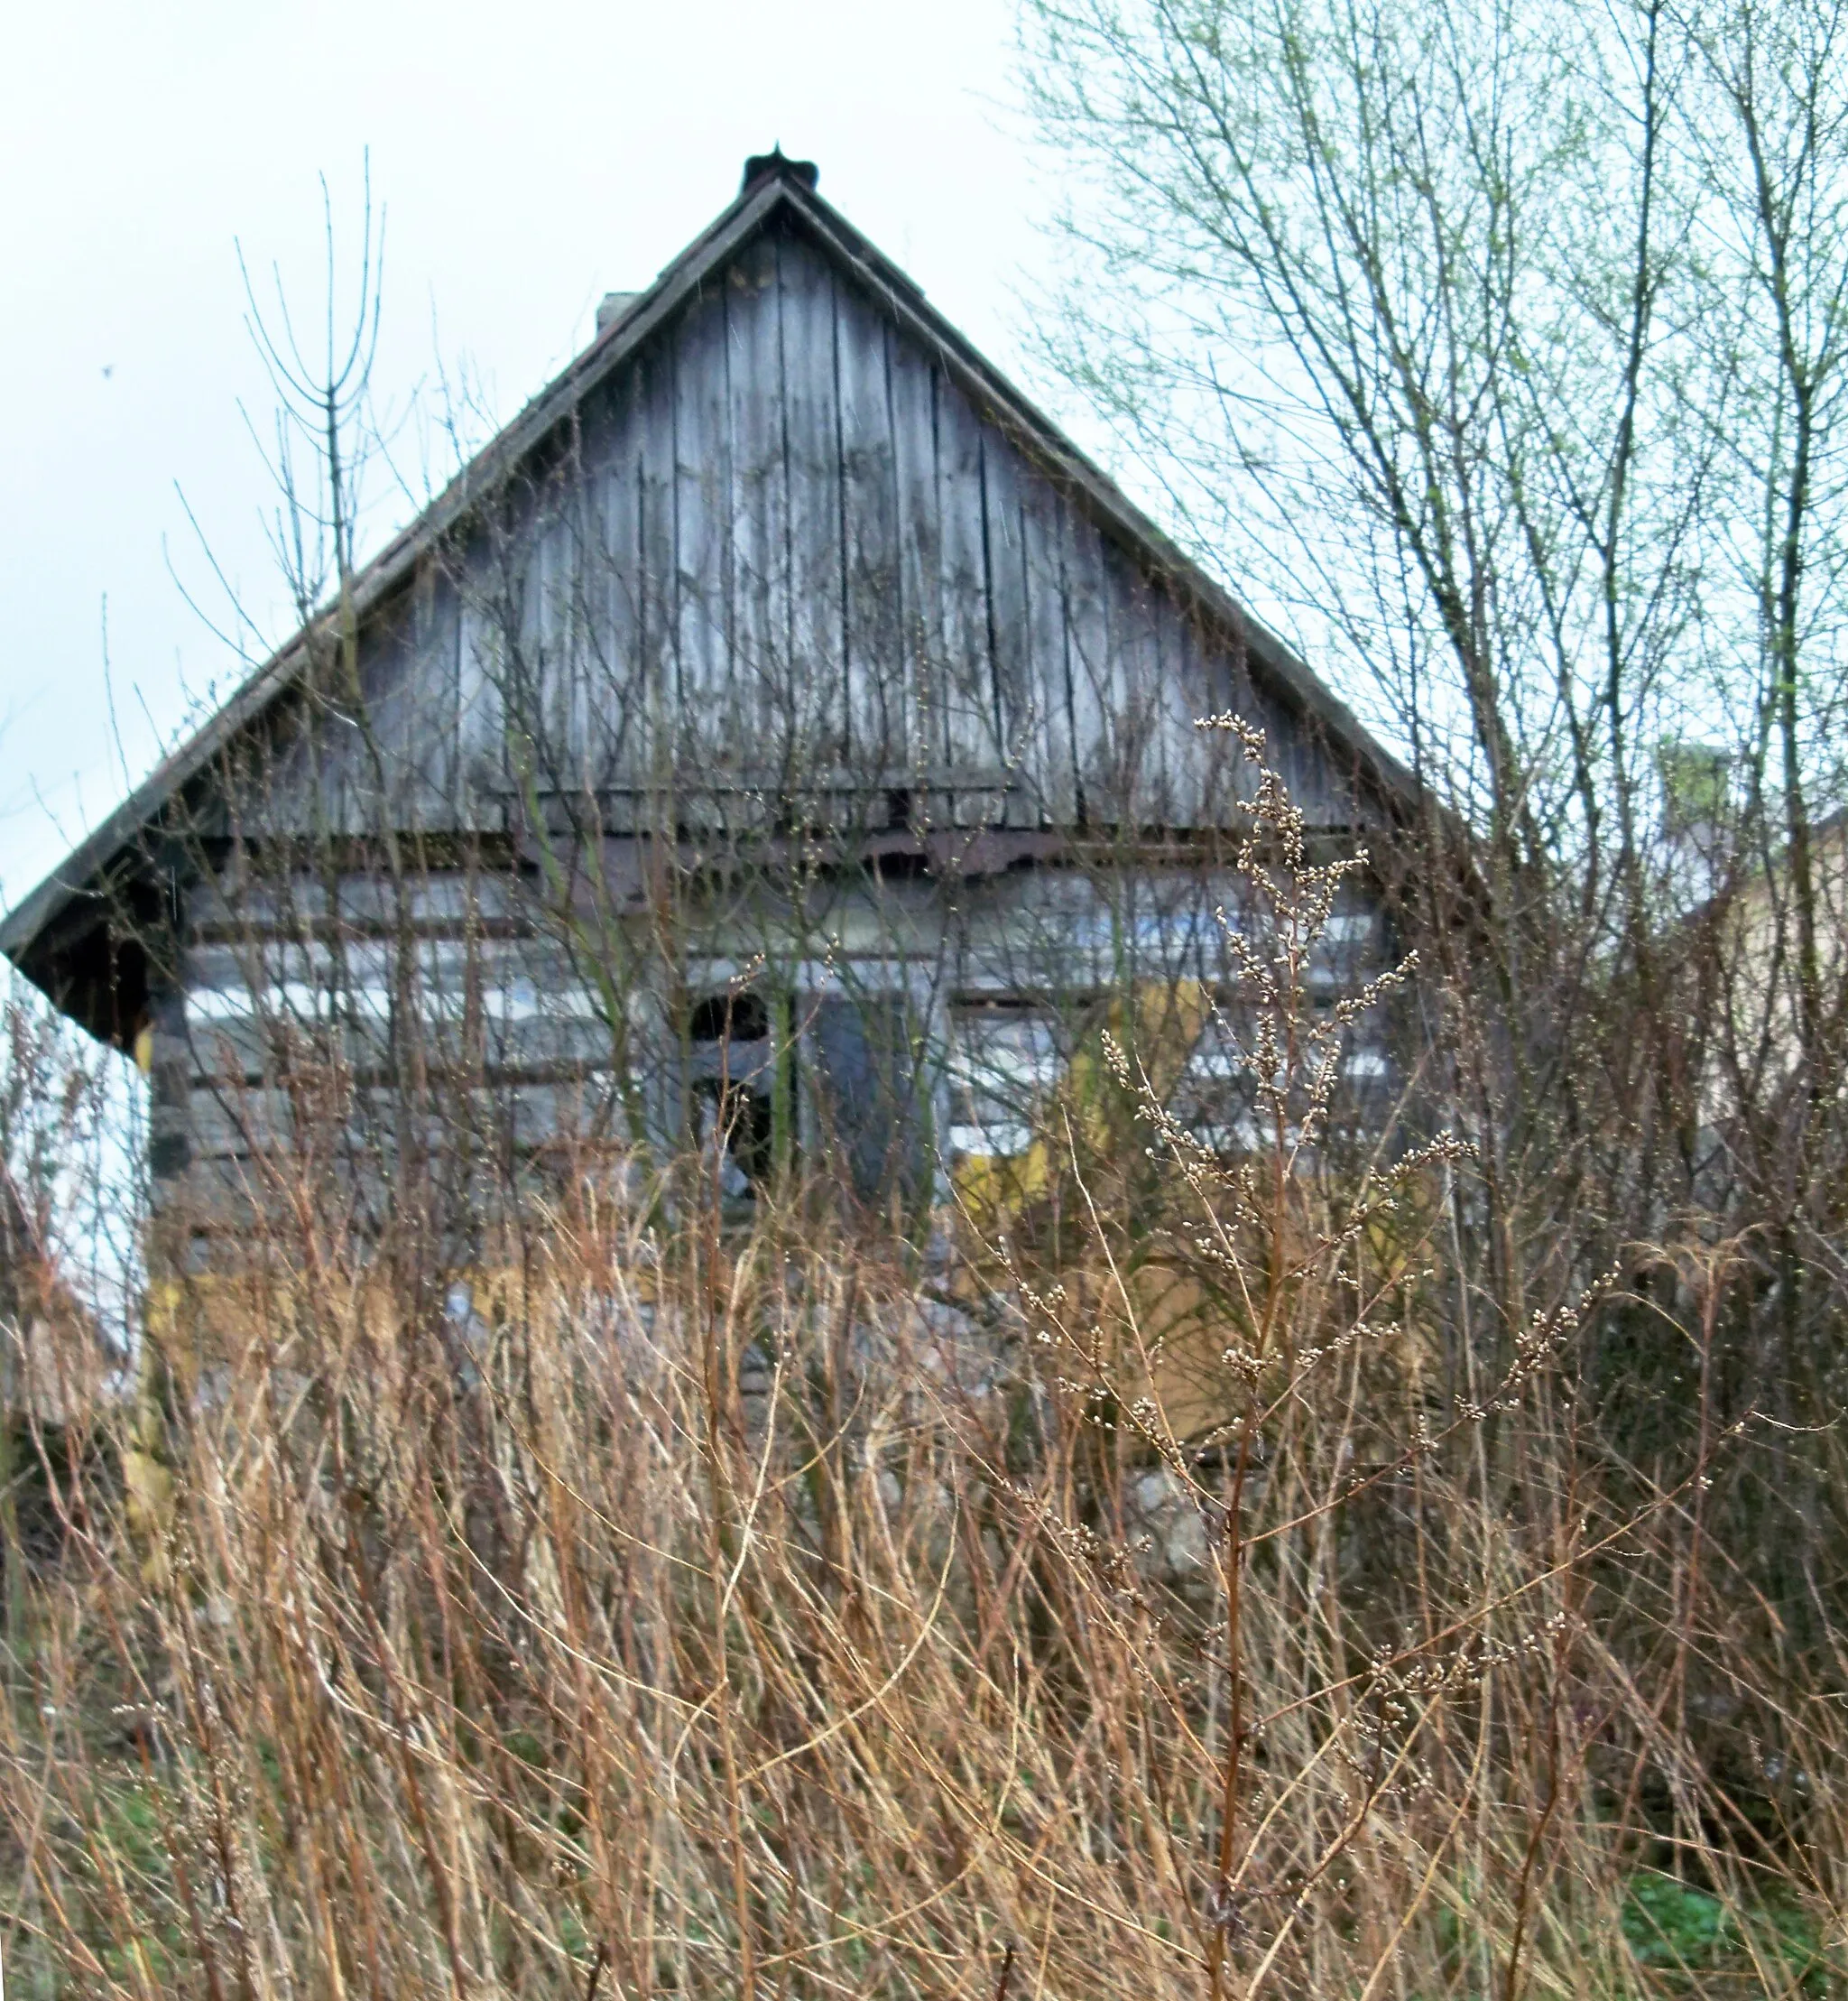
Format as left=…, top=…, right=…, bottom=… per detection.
left=7, top=1192, right=1845, bottom=2000
left=4, top=746, right=1845, bottom=1998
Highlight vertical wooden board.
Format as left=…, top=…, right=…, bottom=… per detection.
left=1309, top=720, right=1357, bottom=828
left=777, top=232, right=848, bottom=778
left=1249, top=651, right=1348, bottom=828
left=591, top=368, right=649, bottom=797
left=404, top=579, right=462, bottom=828
left=887, top=329, right=942, bottom=783
left=636, top=339, right=679, bottom=804
left=1058, top=507, right=1107, bottom=823
left=487, top=491, right=542, bottom=798
left=1213, top=653, right=1283, bottom=820
left=277, top=652, right=349, bottom=834
left=725, top=236, right=791, bottom=776
left=1061, top=506, right=1132, bottom=828
left=974, top=430, right=1038, bottom=823
left=1100, top=537, right=1176, bottom=829
left=420, top=569, right=465, bottom=825
left=1089, top=536, right=1143, bottom=828
left=671, top=283, right=735, bottom=780
left=336, top=567, right=456, bottom=829
left=1181, top=598, right=1283, bottom=828
left=834, top=287, right=902, bottom=777
left=1258, top=681, right=1311, bottom=818
left=932, top=373, right=999, bottom=788
left=457, top=525, right=509, bottom=805
left=356, top=598, right=431, bottom=829
left=548, top=456, right=595, bottom=792
left=262, top=639, right=346, bottom=833
left=1140, top=583, right=1185, bottom=827
left=533, top=504, right=578, bottom=788
left=346, top=608, right=394, bottom=823
left=1016, top=469, right=1080, bottom=824
left=1155, top=589, right=1221, bottom=827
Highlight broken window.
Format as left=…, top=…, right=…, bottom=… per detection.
left=947, top=1003, right=1067, bottom=1160
left=686, top=989, right=776, bottom=1200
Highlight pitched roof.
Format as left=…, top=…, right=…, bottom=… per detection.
left=2, top=153, right=1420, bottom=1022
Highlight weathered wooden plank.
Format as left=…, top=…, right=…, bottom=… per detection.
left=671, top=281, right=735, bottom=783
left=835, top=288, right=902, bottom=776
left=1017, top=470, right=1080, bottom=825
left=584, top=367, right=649, bottom=803
left=383, top=565, right=462, bottom=827
left=248, top=672, right=348, bottom=837
left=1261, top=678, right=1348, bottom=828
left=1092, top=535, right=1171, bottom=829
left=420, top=568, right=462, bottom=824
left=888, top=327, right=941, bottom=791
left=527, top=501, right=578, bottom=788
left=634, top=337, right=679, bottom=817
left=395, top=580, right=461, bottom=829
left=975, top=430, right=1038, bottom=825
left=505, top=493, right=558, bottom=805
left=777, top=231, right=849, bottom=785
left=1148, top=586, right=1219, bottom=828
left=185, top=1085, right=294, bottom=1162
left=457, top=527, right=510, bottom=808
left=932, top=374, right=1000, bottom=805
left=484, top=1014, right=621, bottom=1072
left=1061, top=505, right=1123, bottom=827
left=188, top=868, right=526, bottom=936
left=726, top=236, right=790, bottom=778
left=181, top=932, right=628, bottom=1019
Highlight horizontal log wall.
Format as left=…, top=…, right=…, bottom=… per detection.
left=149, top=851, right=1400, bottom=1235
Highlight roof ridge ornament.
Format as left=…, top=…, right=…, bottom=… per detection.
left=741, top=146, right=818, bottom=194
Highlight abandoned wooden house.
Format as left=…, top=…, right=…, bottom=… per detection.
left=1, top=151, right=1426, bottom=1246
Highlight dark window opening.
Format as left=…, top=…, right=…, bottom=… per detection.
left=688, top=990, right=770, bottom=1044
left=686, top=987, right=777, bottom=1202
left=692, top=1077, right=775, bottom=1192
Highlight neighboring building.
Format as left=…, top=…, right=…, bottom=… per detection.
left=0, top=153, right=1425, bottom=1246
left=1693, top=809, right=1848, bottom=1148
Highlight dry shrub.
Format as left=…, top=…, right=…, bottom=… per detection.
left=4, top=750, right=1846, bottom=1999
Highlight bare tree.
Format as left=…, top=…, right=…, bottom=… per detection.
left=1020, top=0, right=1848, bottom=1452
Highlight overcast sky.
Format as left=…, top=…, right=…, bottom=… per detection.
left=0, top=0, right=1051, bottom=915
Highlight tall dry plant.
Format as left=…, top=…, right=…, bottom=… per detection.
left=5, top=744, right=1844, bottom=2000
left=1019, top=0, right=1848, bottom=1670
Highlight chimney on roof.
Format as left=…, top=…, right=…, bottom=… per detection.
left=742, top=146, right=818, bottom=194
left=595, top=292, right=641, bottom=337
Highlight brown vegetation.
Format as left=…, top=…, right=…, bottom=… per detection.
left=3, top=742, right=1844, bottom=2000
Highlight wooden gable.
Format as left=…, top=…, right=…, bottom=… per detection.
left=255, top=219, right=1390, bottom=845
left=3, top=156, right=1418, bottom=1041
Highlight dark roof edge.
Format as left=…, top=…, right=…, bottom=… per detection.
left=0, top=173, right=802, bottom=973
left=1, top=162, right=1424, bottom=977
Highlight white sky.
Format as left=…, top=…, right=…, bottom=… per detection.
left=0, top=0, right=1052, bottom=916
